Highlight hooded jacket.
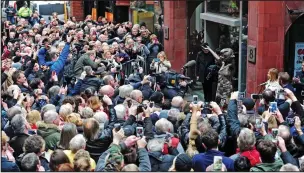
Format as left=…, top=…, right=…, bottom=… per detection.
left=36, top=121, right=60, bottom=151
left=250, top=159, right=284, bottom=172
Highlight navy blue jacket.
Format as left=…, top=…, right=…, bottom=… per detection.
left=192, top=150, right=235, bottom=172
left=1, top=157, right=20, bottom=172
left=283, top=83, right=295, bottom=93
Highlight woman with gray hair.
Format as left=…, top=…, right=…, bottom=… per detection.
left=230, top=128, right=260, bottom=167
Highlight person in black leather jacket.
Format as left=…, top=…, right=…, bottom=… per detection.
left=79, top=66, right=104, bottom=93
left=83, top=95, right=117, bottom=163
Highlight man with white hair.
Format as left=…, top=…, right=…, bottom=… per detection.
left=147, top=138, right=175, bottom=171
left=37, top=110, right=61, bottom=150
left=113, top=84, right=134, bottom=105
left=64, top=134, right=97, bottom=169
left=171, top=96, right=184, bottom=110
left=123, top=90, right=143, bottom=108
left=99, top=85, right=115, bottom=98
left=114, top=104, right=127, bottom=122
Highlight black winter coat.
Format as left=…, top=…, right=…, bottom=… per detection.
left=148, top=151, right=175, bottom=172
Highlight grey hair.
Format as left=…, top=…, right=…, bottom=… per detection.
left=171, top=96, right=183, bottom=108
left=103, top=75, right=114, bottom=85
left=147, top=138, right=165, bottom=152
left=21, top=153, right=39, bottom=171
left=43, top=110, right=58, bottom=124
left=69, top=134, right=86, bottom=153
left=11, top=114, right=27, bottom=134
left=48, top=86, right=60, bottom=98
left=119, top=85, right=134, bottom=98
left=58, top=42, right=65, bottom=49
left=280, top=163, right=299, bottom=171
left=83, top=66, right=93, bottom=75
left=114, top=104, right=126, bottom=120
left=7, top=106, right=23, bottom=121
left=7, top=85, right=20, bottom=97
left=237, top=128, right=256, bottom=152
left=130, top=90, right=142, bottom=101
left=41, top=104, right=56, bottom=120
left=155, top=118, right=174, bottom=134
left=59, top=104, right=73, bottom=120
left=81, top=107, right=94, bottom=119
left=93, top=112, right=108, bottom=131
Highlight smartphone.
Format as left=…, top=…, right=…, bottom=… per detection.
left=193, top=95, right=198, bottom=105
left=213, top=156, right=223, bottom=171
left=286, top=117, right=295, bottom=125
left=114, top=123, right=121, bottom=132
left=251, top=94, right=262, bottom=100
left=149, top=101, right=154, bottom=108
left=127, top=100, right=132, bottom=108
left=269, top=102, right=277, bottom=113
left=154, top=58, right=160, bottom=62
left=136, top=127, right=144, bottom=137
left=204, top=102, right=211, bottom=109
left=137, top=105, right=144, bottom=114
left=238, top=92, right=245, bottom=100
left=255, top=118, right=263, bottom=129
left=63, top=81, right=67, bottom=88
left=272, top=128, right=279, bottom=140
left=237, top=100, right=243, bottom=113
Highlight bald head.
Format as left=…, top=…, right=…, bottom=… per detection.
left=171, top=96, right=184, bottom=108
left=99, top=85, right=115, bottom=98
left=278, top=125, right=291, bottom=141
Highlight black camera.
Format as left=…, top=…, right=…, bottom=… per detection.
left=114, top=123, right=121, bottom=132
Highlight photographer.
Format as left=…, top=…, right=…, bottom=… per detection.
left=79, top=66, right=104, bottom=93
left=150, top=51, right=171, bottom=74
left=162, top=72, right=188, bottom=100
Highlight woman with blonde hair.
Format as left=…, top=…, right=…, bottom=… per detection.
left=150, top=51, right=171, bottom=74
left=147, top=34, right=163, bottom=72
left=26, top=110, right=41, bottom=130
left=265, top=68, right=282, bottom=91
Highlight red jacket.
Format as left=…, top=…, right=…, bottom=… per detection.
left=236, top=147, right=261, bottom=166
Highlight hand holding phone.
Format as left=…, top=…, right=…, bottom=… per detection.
left=269, top=102, right=277, bottom=113
left=193, top=95, right=198, bottom=105
left=213, top=156, right=223, bottom=171
left=114, top=123, right=121, bottom=132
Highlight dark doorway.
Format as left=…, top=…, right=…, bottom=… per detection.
left=114, top=6, right=129, bottom=23
left=284, top=14, right=304, bottom=77
left=97, top=1, right=105, bottom=18
left=84, top=0, right=94, bottom=18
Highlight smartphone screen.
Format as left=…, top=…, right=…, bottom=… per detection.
left=272, top=128, right=278, bottom=141
left=149, top=102, right=154, bottom=108
left=136, top=127, right=144, bottom=137
left=193, top=95, right=198, bottom=104
left=213, top=156, right=223, bottom=171
left=255, top=118, right=263, bottom=129
left=269, top=102, right=277, bottom=113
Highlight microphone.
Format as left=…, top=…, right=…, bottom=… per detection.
left=259, top=82, right=268, bottom=86
left=183, top=60, right=196, bottom=69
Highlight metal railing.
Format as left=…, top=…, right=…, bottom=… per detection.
left=121, top=55, right=147, bottom=78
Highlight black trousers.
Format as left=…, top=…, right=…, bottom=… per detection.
left=203, top=81, right=217, bottom=102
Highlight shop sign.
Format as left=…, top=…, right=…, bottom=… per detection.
left=294, top=42, right=304, bottom=76
left=247, top=45, right=256, bottom=64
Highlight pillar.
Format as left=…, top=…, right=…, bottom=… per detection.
left=163, top=0, right=188, bottom=70
left=246, top=1, right=285, bottom=95
left=70, top=1, right=84, bottom=21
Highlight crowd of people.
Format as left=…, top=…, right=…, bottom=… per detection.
left=1, top=3, right=304, bottom=172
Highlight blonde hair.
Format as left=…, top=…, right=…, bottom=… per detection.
left=27, top=110, right=41, bottom=125
left=157, top=51, right=168, bottom=60
left=66, top=113, right=83, bottom=126
left=1, top=131, right=9, bottom=147
left=150, top=34, right=157, bottom=41
left=262, top=112, right=278, bottom=129
left=268, top=68, right=279, bottom=82
left=87, top=96, right=102, bottom=112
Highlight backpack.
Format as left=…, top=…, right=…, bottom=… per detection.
left=63, top=53, right=78, bottom=79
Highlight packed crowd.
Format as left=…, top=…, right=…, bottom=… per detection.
left=1, top=4, right=304, bottom=172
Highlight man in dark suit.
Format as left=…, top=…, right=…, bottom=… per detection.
left=196, top=43, right=217, bottom=102
left=279, top=72, right=295, bottom=93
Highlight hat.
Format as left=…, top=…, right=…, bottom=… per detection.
left=123, top=125, right=135, bottom=137
left=159, top=110, right=168, bottom=119
left=174, top=153, right=192, bottom=171
left=139, top=22, right=146, bottom=27
left=242, top=98, right=255, bottom=111
left=150, top=113, right=159, bottom=125
left=149, top=91, right=164, bottom=104
left=104, top=144, right=124, bottom=171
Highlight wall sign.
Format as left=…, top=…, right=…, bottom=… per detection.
left=294, top=42, right=304, bottom=76
left=247, top=45, right=256, bottom=64
left=164, top=26, right=169, bottom=40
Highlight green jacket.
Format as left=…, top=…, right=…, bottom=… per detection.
left=18, top=7, right=32, bottom=18
left=74, top=54, right=100, bottom=78
left=250, top=159, right=283, bottom=172
left=36, top=121, right=61, bottom=151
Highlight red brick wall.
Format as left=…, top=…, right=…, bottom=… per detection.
left=163, top=0, right=187, bottom=71
left=246, top=1, right=285, bottom=95
left=71, top=1, right=84, bottom=21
